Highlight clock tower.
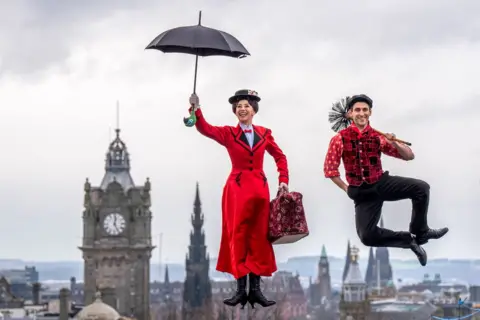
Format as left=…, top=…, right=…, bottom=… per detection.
left=80, top=126, right=153, bottom=320
left=317, top=245, right=332, bottom=300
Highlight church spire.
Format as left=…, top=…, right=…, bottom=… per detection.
left=365, top=247, right=376, bottom=286
left=187, top=182, right=208, bottom=264
left=194, top=181, right=201, bottom=206
left=342, top=240, right=351, bottom=283
left=164, top=265, right=170, bottom=284
left=183, top=182, right=212, bottom=314
left=100, top=101, right=134, bottom=190
left=375, top=216, right=393, bottom=287
left=321, top=245, right=327, bottom=258
left=192, top=182, right=204, bottom=231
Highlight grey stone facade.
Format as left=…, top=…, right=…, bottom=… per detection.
left=79, top=128, right=154, bottom=319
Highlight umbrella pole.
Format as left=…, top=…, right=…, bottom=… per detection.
left=193, top=54, right=198, bottom=94
left=185, top=53, right=198, bottom=127
left=185, top=10, right=202, bottom=127
left=192, top=10, right=202, bottom=94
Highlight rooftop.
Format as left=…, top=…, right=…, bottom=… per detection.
left=370, top=300, right=437, bottom=314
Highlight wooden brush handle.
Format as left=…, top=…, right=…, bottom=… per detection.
left=374, top=129, right=412, bottom=146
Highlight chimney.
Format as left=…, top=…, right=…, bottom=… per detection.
left=32, top=282, right=41, bottom=305
left=59, top=288, right=70, bottom=320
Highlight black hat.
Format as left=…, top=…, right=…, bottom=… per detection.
left=228, top=89, right=261, bottom=104
left=347, top=94, right=373, bottom=110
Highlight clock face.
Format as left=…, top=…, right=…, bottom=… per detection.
left=103, top=213, right=126, bottom=235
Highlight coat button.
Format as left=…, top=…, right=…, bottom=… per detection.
left=249, top=160, right=253, bottom=163
left=249, top=168, right=253, bottom=171
left=250, top=152, right=253, bottom=156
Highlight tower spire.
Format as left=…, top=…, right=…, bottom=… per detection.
left=316, top=244, right=332, bottom=300
left=183, top=182, right=212, bottom=313
left=188, top=182, right=207, bottom=262
left=365, top=247, right=376, bottom=286
left=342, top=240, right=352, bottom=283
left=194, top=181, right=201, bottom=207
left=164, top=265, right=170, bottom=284
left=321, top=245, right=327, bottom=258
left=375, top=216, right=393, bottom=288
left=115, top=100, right=120, bottom=138
left=192, top=182, right=204, bottom=230
left=99, top=101, right=134, bottom=190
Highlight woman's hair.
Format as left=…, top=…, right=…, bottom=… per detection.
left=231, top=99, right=259, bottom=114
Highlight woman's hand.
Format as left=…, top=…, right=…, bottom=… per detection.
left=279, top=182, right=289, bottom=193
left=189, top=93, right=200, bottom=110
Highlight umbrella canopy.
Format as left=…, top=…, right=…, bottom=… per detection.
left=145, top=24, right=250, bottom=58
left=145, top=11, right=250, bottom=127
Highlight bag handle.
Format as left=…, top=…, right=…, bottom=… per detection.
left=276, top=188, right=288, bottom=198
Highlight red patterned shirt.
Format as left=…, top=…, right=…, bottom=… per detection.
left=324, top=123, right=406, bottom=186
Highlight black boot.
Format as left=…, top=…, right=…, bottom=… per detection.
left=410, top=236, right=427, bottom=266
left=415, top=227, right=449, bottom=245
left=247, top=273, right=275, bottom=308
left=224, top=276, right=248, bottom=308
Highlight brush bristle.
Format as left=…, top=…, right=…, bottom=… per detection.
left=328, top=96, right=351, bottom=132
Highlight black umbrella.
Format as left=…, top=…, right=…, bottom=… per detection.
left=145, top=11, right=250, bottom=126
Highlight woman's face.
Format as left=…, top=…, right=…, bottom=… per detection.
left=235, top=99, right=256, bottom=123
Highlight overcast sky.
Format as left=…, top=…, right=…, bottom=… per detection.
left=0, top=0, right=478, bottom=263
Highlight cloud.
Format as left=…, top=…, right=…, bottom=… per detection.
left=0, top=0, right=157, bottom=78
left=0, top=0, right=478, bottom=265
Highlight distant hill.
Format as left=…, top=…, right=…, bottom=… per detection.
left=3, top=256, right=479, bottom=286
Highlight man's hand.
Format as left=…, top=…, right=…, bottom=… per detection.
left=384, top=133, right=396, bottom=143
left=279, top=182, right=289, bottom=193
left=189, top=93, right=200, bottom=110
left=330, top=177, right=349, bottom=194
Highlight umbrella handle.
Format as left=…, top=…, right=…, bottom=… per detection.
left=374, top=129, right=412, bottom=146
left=183, top=104, right=197, bottom=127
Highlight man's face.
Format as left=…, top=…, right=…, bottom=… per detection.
left=348, top=102, right=372, bottom=127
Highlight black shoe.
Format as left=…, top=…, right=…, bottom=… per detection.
left=224, top=276, right=248, bottom=308
left=415, top=228, right=449, bottom=245
left=247, top=273, right=276, bottom=308
left=410, top=237, right=427, bottom=266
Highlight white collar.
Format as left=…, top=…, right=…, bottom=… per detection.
left=239, top=123, right=253, bottom=130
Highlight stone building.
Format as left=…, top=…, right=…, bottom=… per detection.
left=0, top=276, right=24, bottom=308
left=79, top=126, right=153, bottom=319
left=75, top=291, right=137, bottom=320
left=339, top=246, right=370, bottom=320
left=0, top=266, right=39, bottom=301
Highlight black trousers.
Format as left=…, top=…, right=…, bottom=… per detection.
left=347, top=172, right=430, bottom=249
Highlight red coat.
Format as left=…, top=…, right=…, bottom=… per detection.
left=193, top=108, right=289, bottom=279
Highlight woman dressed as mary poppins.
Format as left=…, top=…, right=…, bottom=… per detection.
left=188, top=90, right=289, bottom=308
